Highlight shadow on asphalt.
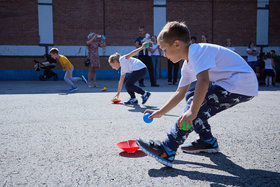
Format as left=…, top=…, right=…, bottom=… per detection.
left=126, top=104, right=159, bottom=113
left=148, top=152, right=280, bottom=186
left=119, top=150, right=146, bottom=158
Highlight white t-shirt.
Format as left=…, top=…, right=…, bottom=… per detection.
left=148, top=43, right=161, bottom=56
left=179, top=43, right=258, bottom=96
left=246, top=48, right=258, bottom=62
left=119, top=56, right=146, bottom=75
left=225, top=46, right=236, bottom=52
left=264, top=59, right=273, bottom=69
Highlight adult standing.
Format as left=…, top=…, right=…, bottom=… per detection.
left=270, top=50, right=277, bottom=86
left=148, top=35, right=161, bottom=84
left=246, top=41, right=259, bottom=71
left=167, top=59, right=180, bottom=85
left=135, top=26, right=159, bottom=87
left=86, top=32, right=106, bottom=87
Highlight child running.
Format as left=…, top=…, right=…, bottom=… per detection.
left=136, top=21, right=258, bottom=167
left=49, top=48, right=87, bottom=92
left=108, top=43, right=151, bottom=105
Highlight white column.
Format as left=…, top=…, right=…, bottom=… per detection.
left=153, top=0, right=166, bottom=36
left=38, top=0, right=53, bottom=44
left=256, top=0, right=269, bottom=46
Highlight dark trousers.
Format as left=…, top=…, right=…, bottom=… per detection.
left=138, top=55, right=156, bottom=85
left=163, top=84, right=254, bottom=151
left=125, top=68, right=147, bottom=98
left=168, top=60, right=179, bottom=83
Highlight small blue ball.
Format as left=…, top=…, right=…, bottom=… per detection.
left=143, top=113, right=153, bottom=123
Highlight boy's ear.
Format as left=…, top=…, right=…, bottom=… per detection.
left=173, top=40, right=181, bottom=47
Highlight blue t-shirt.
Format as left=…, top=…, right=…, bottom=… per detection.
left=135, top=36, right=144, bottom=56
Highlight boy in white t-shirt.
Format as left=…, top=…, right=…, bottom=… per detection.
left=108, top=43, right=151, bottom=105
left=136, top=21, right=258, bottom=167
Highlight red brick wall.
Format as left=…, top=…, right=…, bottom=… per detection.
left=104, top=0, right=154, bottom=46
left=167, top=0, right=257, bottom=46
left=53, top=0, right=153, bottom=46
left=0, top=0, right=38, bottom=45
left=269, top=1, right=280, bottom=46
left=167, top=0, right=213, bottom=42
left=53, top=0, right=104, bottom=45
left=213, top=0, right=257, bottom=46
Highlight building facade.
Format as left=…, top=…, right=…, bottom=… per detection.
left=0, top=0, right=279, bottom=80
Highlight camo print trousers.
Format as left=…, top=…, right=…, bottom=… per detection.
left=163, top=84, right=254, bottom=151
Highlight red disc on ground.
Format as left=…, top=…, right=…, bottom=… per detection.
left=111, top=99, right=121, bottom=104
left=116, top=140, right=139, bottom=153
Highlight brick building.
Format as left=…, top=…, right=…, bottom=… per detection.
left=0, top=0, right=279, bottom=80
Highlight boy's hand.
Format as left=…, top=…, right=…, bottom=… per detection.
left=177, top=110, right=197, bottom=130
left=144, top=110, right=163, bottom=119
left=142, top=42, right=149, bottom=48
left=113, top=93, right=119, bottom=99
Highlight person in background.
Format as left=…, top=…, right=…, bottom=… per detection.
left=264, top=52, right=275, bottom=87
left=191, top=36, right=197, bottom=44
left=225, top=38, right=236, bottom=52
left=108, top=42, right=151, bottom=105
left=149, top=35, right=162, bottom=85
left=257, top=52, right=266, bottom=86
left=86, top=32, right=106, bottom=88
left=270, top=50, right=277, bottom=86
left=49, top=48, right=87, bottom=92
left=246, top=41, right=259, bottom=71
left=201, top=34, right=208, bottom=43
left=167, top=59, right=180, bottom=85
left=135, top=26, right=159, bottom=87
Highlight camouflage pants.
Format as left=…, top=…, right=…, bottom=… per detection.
left=163, top=84, right=254, bottom=151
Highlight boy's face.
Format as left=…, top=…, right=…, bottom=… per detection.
left=50, top=53, right=58, bottom=59
left=110, top=60, right=120, bottom=70
left=159, top=40, right=182, bottom=63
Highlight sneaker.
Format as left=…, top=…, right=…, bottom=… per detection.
left=181, top=137, right=220, bottom=154
left=136, top=138, right=175, bottom=167
left=141, top=91, right=151, bottom=104
left=69, top=87, right=78, bottom=92
left=124, top=98, right=138, bottom=105
left=168, top=82, right=172, bottom=85
left=81, top=75, right=88, bottom=85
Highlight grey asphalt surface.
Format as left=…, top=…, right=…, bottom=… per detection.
left=0, top=79, right=280, bottom=186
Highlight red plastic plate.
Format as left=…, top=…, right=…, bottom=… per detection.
left=117, top=140, right=139, bottom=153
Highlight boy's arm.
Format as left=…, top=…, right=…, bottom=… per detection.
left=114, top=74, right=126, bottom=98
left=125, top=43, right=146, bottom=59
left=146, top=84, right=190, bottom=118
left=177, top=70, right=209, bottom=128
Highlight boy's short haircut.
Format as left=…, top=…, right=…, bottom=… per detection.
left=49, top=48, right=59, bottom=54
left=158, top=21, right=191, bottom=46
left=108, top=52, right=121, bottom=63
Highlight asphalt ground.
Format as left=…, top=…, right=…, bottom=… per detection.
left=0, top=79, right=279, bottom=186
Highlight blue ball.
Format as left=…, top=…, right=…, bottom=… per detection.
left=143, top=113, right=153, bottom=123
